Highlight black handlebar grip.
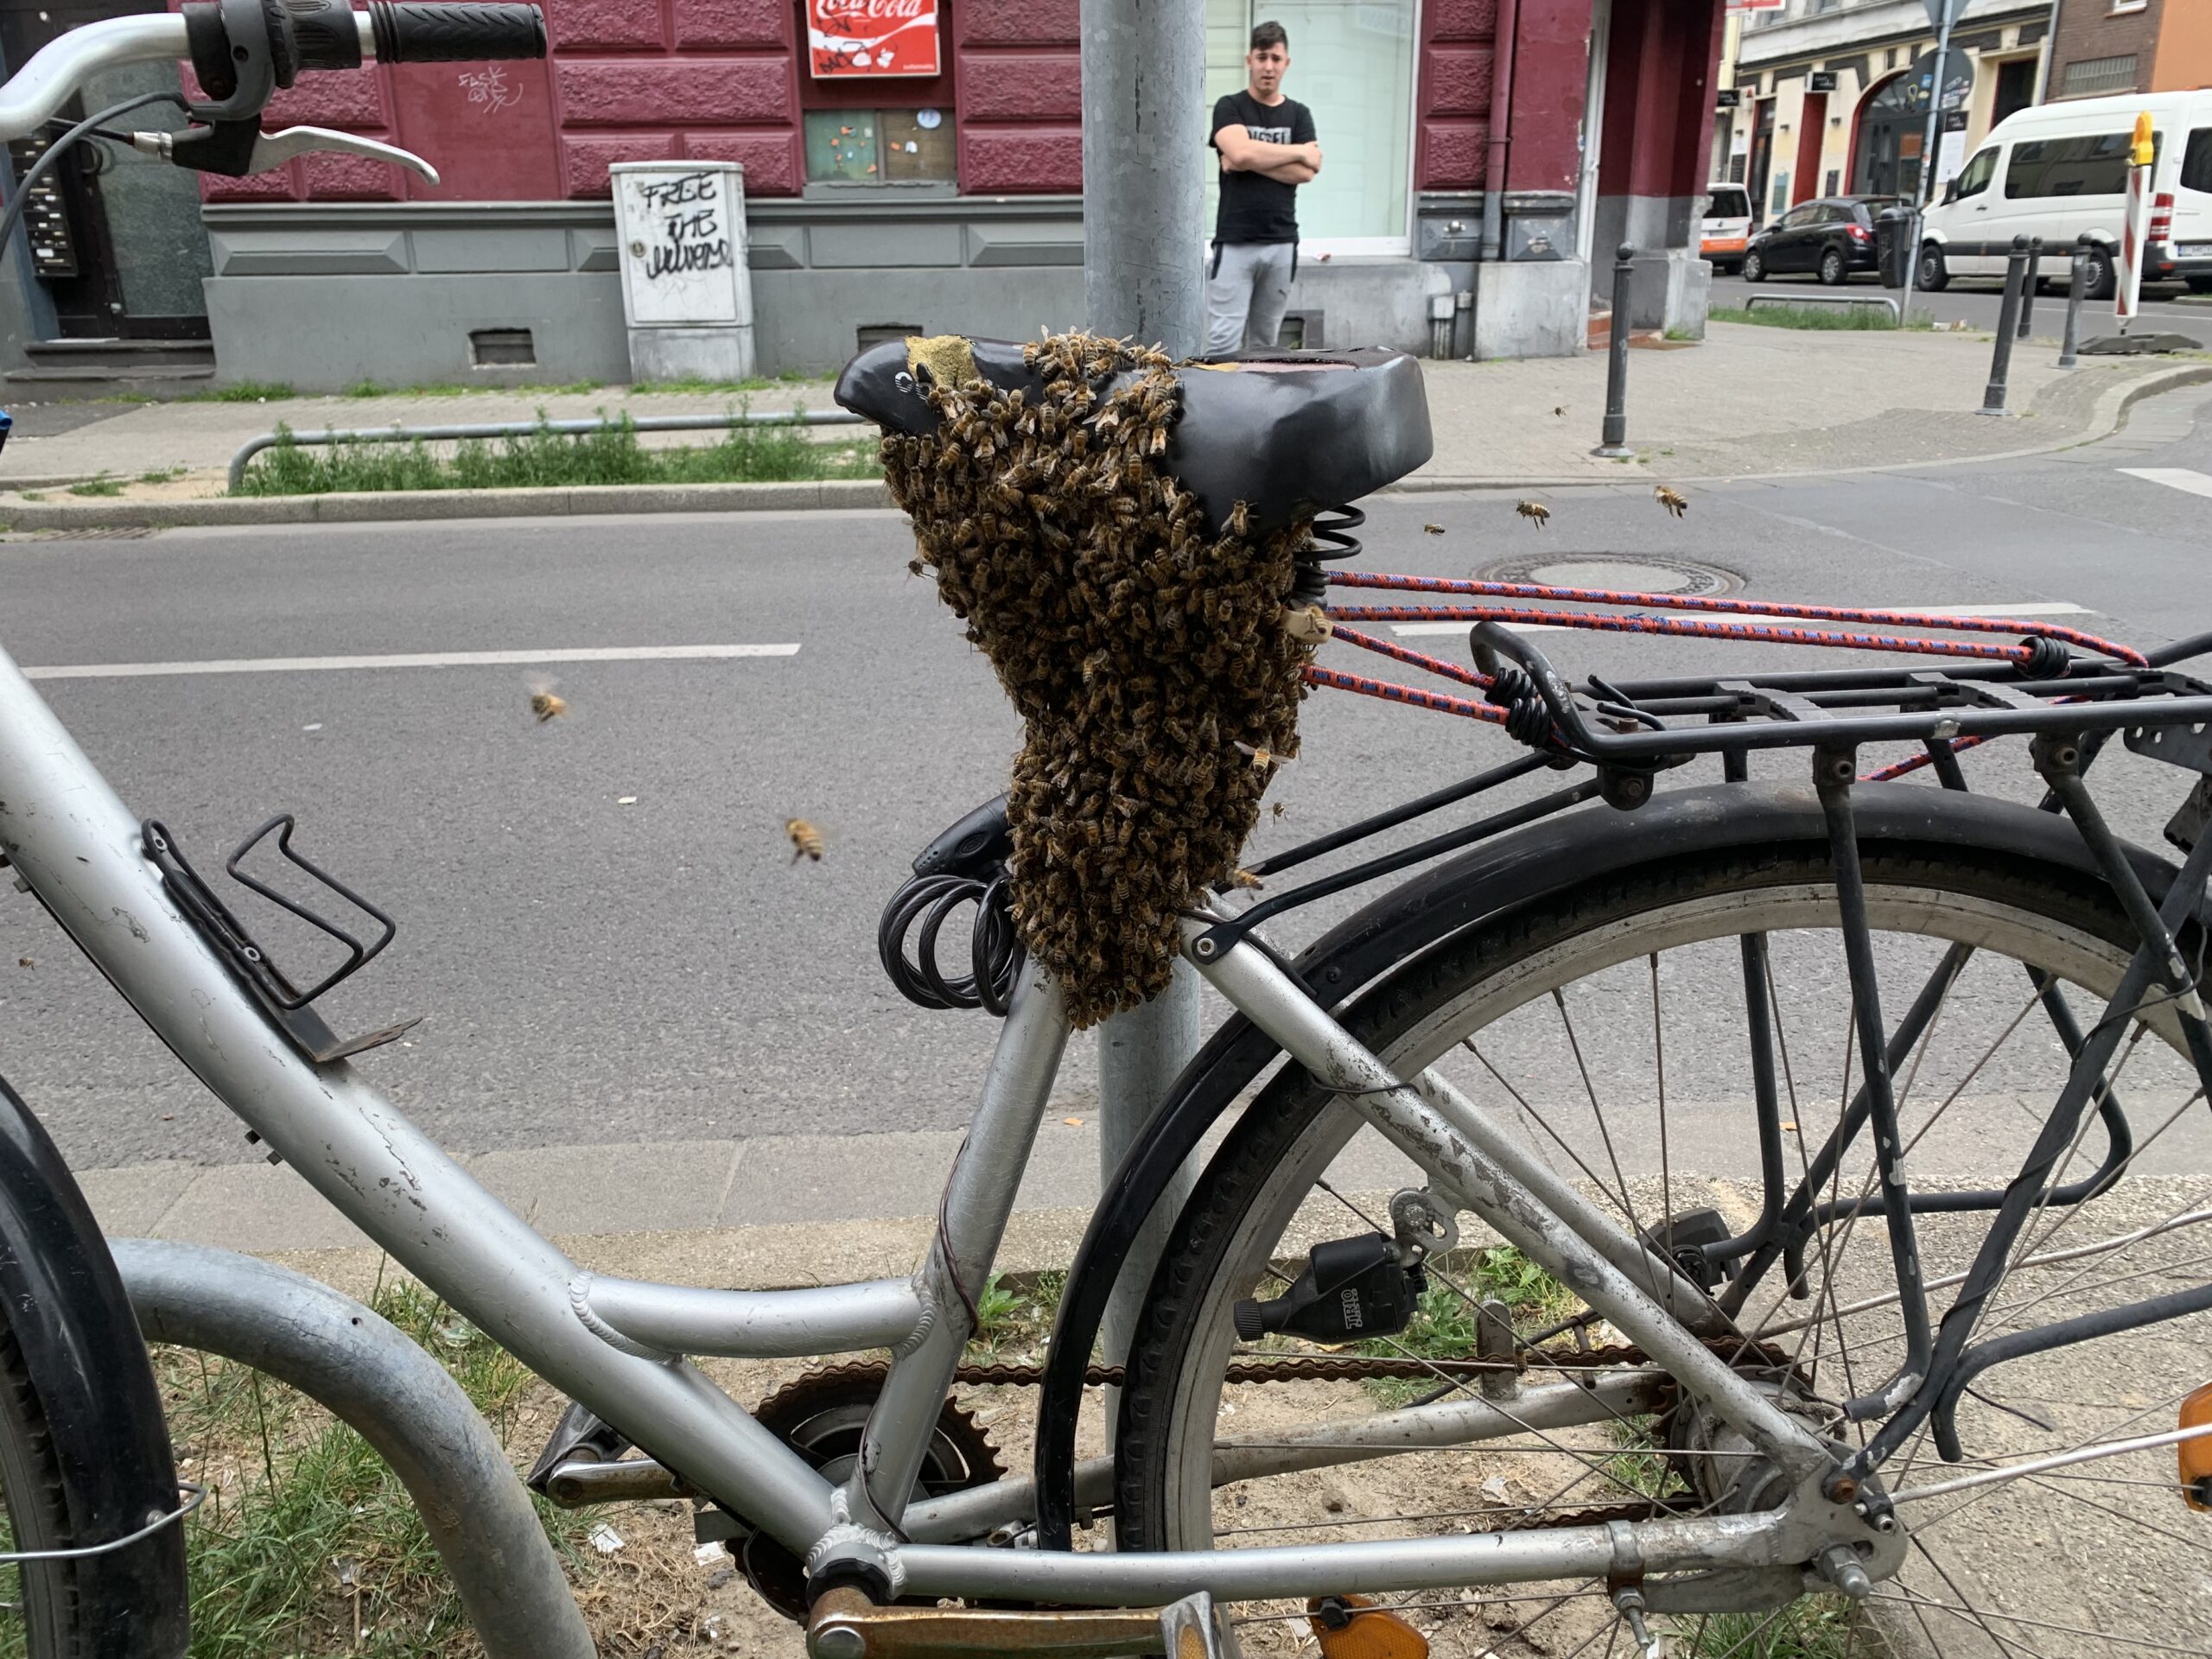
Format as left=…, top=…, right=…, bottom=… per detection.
left=367, top=3, right=547, bottom=63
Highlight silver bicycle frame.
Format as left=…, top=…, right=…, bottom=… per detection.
left=0, top=623, right=1848, bottom=1600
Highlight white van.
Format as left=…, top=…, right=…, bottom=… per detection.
left=1917, top=88, right=2212, bottom=296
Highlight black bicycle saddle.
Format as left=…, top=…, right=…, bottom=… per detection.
left=834, top=337, right=1433, bottom=537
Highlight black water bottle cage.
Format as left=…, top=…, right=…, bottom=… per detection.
left=143, top=816, right=419, bottom=1064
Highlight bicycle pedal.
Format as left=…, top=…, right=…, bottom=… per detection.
left=1161, top=1591, right=1243, bottom=1659
left=1306, top=1593, right=1427, bottom=1659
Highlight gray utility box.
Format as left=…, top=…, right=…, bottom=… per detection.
left=612, top=161, right=756, bottom=383
left=1503, top=191, right=1577, bottom=262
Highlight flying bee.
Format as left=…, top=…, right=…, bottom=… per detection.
left=1422, top=523, right=1446, bottom=536
left=1271, top=801, right=1289, bottom=820
left=1553, top=405, right=1567, bottom=417
left=1229, top=868, right=1264, bottom=890
left=1516, top=499, right=1552, bottom=529
left=526, top=677, right=568, bottom=721
left=785, top=818, right=825, bottom=863
left=1655, top=485, right=1689, bottom=518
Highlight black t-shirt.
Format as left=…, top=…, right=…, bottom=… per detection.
left=1211, top=91, right=1315, bottom=245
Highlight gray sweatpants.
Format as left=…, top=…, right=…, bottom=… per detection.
left=1204, top=240, right=1294, bottom=355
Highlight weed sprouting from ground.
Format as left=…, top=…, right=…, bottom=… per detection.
left=1357, top=1246, right=1583, bottom=1407
left=232, top=414, right=877, bottom=496
left=967, top=1269, right=1066, bottom=1363
left=1665, top=1594, right=1859, bottom=1658
left=160, top=1279, right=598, bottom=1658
left=66, top=473, right=122, bottom=496
left=188, top=381, right=297, bottom=402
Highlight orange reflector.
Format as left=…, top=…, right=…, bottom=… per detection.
left=2183, top=1382, right=2212, bottom=1511
left=1306, top=1594, right=1430, bottom=1659
left=1177, top=1626, right=1209, bottom=1659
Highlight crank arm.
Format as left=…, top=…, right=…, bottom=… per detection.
left=132, top=122, right=439, bottom=183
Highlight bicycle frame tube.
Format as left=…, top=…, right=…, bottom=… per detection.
left=0, top=646, right=858, bottom=1548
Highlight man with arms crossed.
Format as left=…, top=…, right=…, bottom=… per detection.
left=1205, top=21, right=1319, bottom=355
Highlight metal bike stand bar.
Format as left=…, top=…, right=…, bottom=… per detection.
left=110, top=1239, right=596, bottom=1659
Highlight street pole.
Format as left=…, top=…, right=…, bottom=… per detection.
left=1902, top=0, right=1963, bottom=323
left=1592, top=243, right=1636, bottom=458
left=1982, top=238, right=2029, bottom=416
left=1083, top=0, right=1206, bottom=358
left=1082, top=0, right=1206, bottom=1391
left=2057, top=232, right=2089, bottom=369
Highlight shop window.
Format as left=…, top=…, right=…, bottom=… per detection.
left=1203, top=0, right=1415, bottom=251
left=803, top=108, right=956, bottom=184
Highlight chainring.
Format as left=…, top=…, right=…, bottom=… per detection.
left=736, top=1361, right=1006, bottom=1622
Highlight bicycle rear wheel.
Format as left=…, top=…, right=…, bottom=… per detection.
left=1118, top=832, right=2212, bottom=1658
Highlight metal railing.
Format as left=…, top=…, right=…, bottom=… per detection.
left=226, top=408, right=865, bottom=493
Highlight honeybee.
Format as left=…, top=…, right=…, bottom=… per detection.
left=1230, top=868, right=1264, bottom=890
left=1271, top=801, right=1289, bottom=820
left=1655, top=485, right=1689, bottom=518
left=1422, top=523, right=1446, bottom=536
left=527, top=673, right=569, bottom=722
left=785, top=818, right=825, bottom=863
left=1553, top=405, right=1567, bottom=417
left=1516, top=499, right=1551, bottom=529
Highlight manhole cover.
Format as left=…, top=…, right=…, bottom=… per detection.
left=1475, top=554, right=1741, bottom=597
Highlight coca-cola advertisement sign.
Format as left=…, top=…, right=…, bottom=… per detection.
left=807, top=0, right=940, bottom=78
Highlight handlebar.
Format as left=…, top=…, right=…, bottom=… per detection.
left=0, top=2, right=545, bottom=144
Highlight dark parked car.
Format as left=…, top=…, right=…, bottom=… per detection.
left=1741, top=195, right=1903, bottom=286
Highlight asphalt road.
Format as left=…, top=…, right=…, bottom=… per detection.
left=3, top=385, right=2212, bottom=1176
left=1708, top=269, right=2212, bottom=337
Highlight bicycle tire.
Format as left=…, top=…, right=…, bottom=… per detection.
left=0, top=1076, right=188, bottom=1658
left=1115, top=832, right=2209, bottom=1652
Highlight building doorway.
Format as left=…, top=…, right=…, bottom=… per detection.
left=1991, top=55, right=2035, bottom=127
left=0, top=0, right=212, bottom=340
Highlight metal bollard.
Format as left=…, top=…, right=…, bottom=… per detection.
left=2058, top=232, right=2091, bottom=368
left=1592, top=242, right=1636, bottom=458
left=2017, top=236, right=2042, bottom=340
left=1980, top=237, right=2030, bottom=416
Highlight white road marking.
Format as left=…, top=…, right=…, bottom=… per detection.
left=2119, top=467, right=2212, bottom=499
left=1385, top=601, right=2090, bottom=638
left=22, top=643, right=802, bottom=681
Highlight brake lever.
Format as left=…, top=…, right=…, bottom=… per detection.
left=131, top=121, right=439, bottom=185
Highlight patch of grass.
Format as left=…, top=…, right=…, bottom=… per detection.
left=67, top=474, right=123, bottom=497
left=1665, top=1594, right=1859, bottom=1658
left=1710, top=302, right=1936, bottom=332
left=1662, top=326, right=1699, bottom=341
left=967, top=1269, right=1066, bottom=1363
left=138, top=465, right=189, bottom=485
left=17, top=491, right=42, bottom=502
left=161, top=1276, right=598, bottom=1659
left=185, top=380, right=297, bottom=402
left=232, top=413, right=880, bottom=496
left=1357, top=1247, right=1583, bottom=1407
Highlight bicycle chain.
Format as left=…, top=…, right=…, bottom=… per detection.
left=755, top=1337, right=1803, bottom=1535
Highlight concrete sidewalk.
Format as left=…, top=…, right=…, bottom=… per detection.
left=0, top=324, right=2202, bottom=527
